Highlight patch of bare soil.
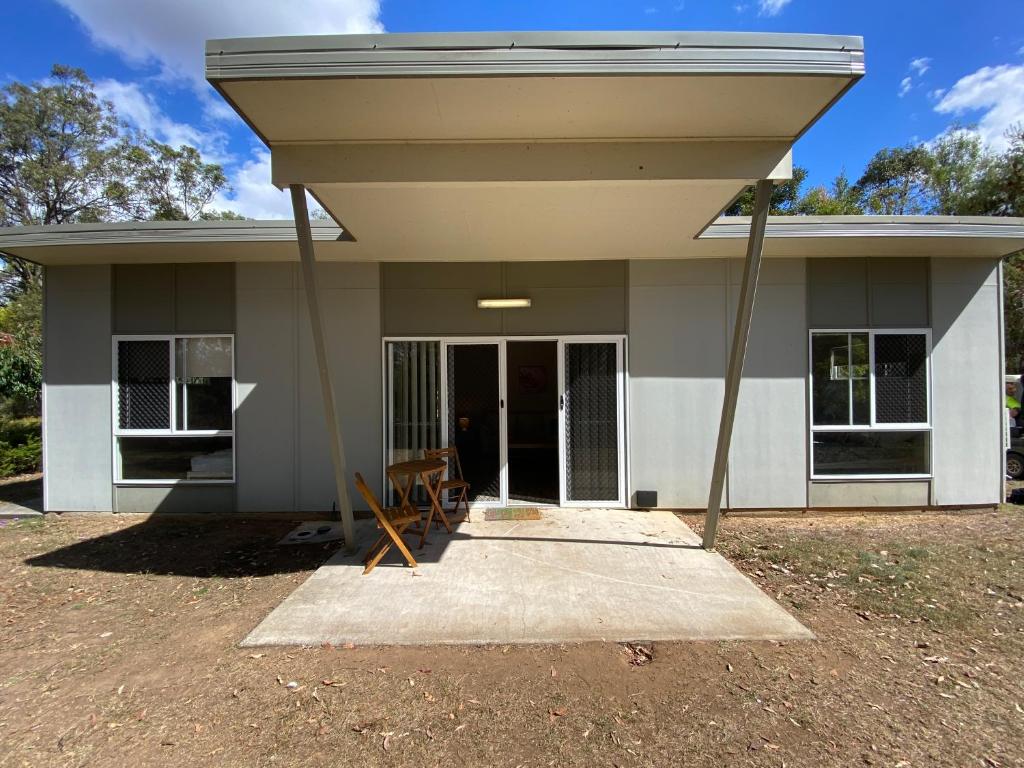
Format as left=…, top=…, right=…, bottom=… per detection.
left=1, top=508, right=1022, bottom=767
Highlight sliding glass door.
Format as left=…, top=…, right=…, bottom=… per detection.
left=384, top=336, right=626, bottom=508
left=445, top=342, right=503, bottom=503
left=384, top=340, right=442, bottom=505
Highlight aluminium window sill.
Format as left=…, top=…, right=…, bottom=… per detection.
left=114, top=479, right=235, bottom=486
left=809, top=475, right=932, bottom=482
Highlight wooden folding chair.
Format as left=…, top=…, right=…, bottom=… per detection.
left=424, top=447, right=471, bottom=523
left=354, top=472, right=420, bottom=575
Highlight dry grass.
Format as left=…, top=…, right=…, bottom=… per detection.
left=1, top=507, right=1022, bottom=767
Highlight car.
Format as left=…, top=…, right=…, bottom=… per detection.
left=1008, top=431, right=1024, bottom=479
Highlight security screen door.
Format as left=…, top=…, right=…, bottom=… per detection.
left=558, top=339, right=626, bottom=507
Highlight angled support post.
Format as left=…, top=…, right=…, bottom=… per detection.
left=703, top=179, right=773, bottom=550
left=290, top=184, right=356, bottom=553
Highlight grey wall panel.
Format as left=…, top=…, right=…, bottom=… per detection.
left=235, top=262, right=382, bottom=512
left=930, top=257, right=1001, bottom=505
left=114, top=485, right=236, bottom=513
left=628, top=259, right=727, bottom=508
left=298, top=264, right=384, bottom=509
left=384, top=289, right=504, bottom=336
left=868, top=257, right=928, bottom=327
left=114, top=263, right=235, bottom=333
left=175, top=262, right=235, bottom=332
left=44, top=265, right=114, bottom=512
left=807, top=258, right=867, bottom=327
left=382, top=261, right=625, bottom=336
left=727, top=258, right=808, bottom=508
left=113, top=264, right=176, bottom=333
left=809, top=480, right=930, bottom=507
left=235, top=263, right=298, bottom=511
left=504, top=287, right=625, bottom=334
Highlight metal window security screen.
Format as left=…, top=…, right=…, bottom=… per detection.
left=118, top=340, right=170, bottom=430
left=874, top=334, right=927, bottom=423
left=564, top=342, right=619, bottom=501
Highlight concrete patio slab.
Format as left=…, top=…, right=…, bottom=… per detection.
left=243, top=509, right=812, bottom=646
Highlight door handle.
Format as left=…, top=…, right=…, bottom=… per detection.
left=500, top=399, right=504, bottom=408
left=559, top=395, right=564, bottom=410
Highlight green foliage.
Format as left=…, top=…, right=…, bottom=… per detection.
left=0, top=65, right=243, bottom=417
left=0, top=64, right=241, bottom=296
left=856, top=145, right=933, bottom=214
left=726, top=167, right=808, bottom=215
left=795, top=171, right=866, bottom=215
left=0, top=417, right=41, bottom=477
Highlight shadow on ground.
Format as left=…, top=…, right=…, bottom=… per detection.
left=25, top=517, right=343, bottom=578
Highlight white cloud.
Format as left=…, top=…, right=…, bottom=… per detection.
left=928, top=87, right=946, bottom=101
left=210, top=148, right=325, bottom=220
left=909, top=57, right=932, bottom=76
left=54, top=0, right=384, bottom=89
left=898, top=76, right=913, bottom=97
left=757, top=0, right=792, bottom=16
left=934, top=64, right=1024, bottom=151
left=94, top=78, right=230, bottom=162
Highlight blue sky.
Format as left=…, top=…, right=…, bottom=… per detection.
left=3, top=0, right=1023, bottom=217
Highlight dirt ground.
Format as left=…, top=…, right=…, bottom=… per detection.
left=1, top=506, right=1022, bottom=768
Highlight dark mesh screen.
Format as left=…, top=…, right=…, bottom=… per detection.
left=564, top=343, right=619, bottom=501
left=118, top=340, right=170, bottom=430
left=874, top=334, right=928, bottom=423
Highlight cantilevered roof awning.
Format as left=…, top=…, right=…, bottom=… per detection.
left=205, top=31, right=865, bottom=261
left=3, top=217, right=1022, bottom=266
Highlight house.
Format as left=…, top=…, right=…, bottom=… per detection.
left=1, top=32, right=1021, bottom=550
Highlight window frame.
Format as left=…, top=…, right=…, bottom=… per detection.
left=808, top=328, right=932, bottom=481
left=111, top=333, right=235, bottom=485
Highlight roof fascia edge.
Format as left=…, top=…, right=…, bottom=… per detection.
left=701, top=218, right=1024, bottom=240
left=205, top=33, right=865, bottom=81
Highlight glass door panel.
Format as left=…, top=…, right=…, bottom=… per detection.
left=446, top=343, right=502, bottom=503
left=559, top=340, right=624, bottom=506
left=385, top=340, right=442, bottom=505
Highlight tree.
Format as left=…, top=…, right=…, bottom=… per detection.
left=926, top=129, right=993, bottom=215
left=795, top=171, right=865, bottom=215
left=0, top=65, right=240, bottom=417
left=0, top=65, right=238, bottom=293
left=726, top=167, right=808, bottom=215
left=856, top=145, right=933, bottom=215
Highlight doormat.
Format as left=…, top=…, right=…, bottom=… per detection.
left=484, top=508, right=542, bottom=521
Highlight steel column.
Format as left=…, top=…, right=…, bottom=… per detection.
left=290, top=184, right=356, bottom=552
left=703, top=179, right=773, bottom=550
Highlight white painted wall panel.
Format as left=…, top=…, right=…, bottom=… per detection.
left=930, top=258, right=1002, bottom=506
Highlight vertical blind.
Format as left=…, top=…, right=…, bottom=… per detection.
left=387, top=341, right=442, bottom=503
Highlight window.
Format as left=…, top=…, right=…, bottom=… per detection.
left=809, top=330, right=930, bottom=478
left=114, top=335, right=234, bottom=483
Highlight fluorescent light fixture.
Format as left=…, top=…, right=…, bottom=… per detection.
left=476, top=298, right=532, bottom=309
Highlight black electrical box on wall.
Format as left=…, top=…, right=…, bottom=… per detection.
left=634, top=490, right=658, bottom=509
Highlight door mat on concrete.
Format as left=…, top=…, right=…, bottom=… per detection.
left=483, top=508, right=542, bottom=521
